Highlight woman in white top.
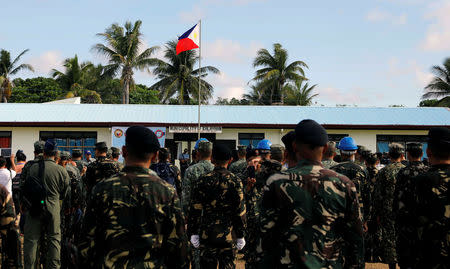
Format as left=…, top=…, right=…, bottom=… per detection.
left=0, top=155, right=16, bottom=195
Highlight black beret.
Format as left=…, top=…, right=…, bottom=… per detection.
left=294, top=119, right=328, bottom=146
left=428, top=127, right=450, bottom=146
left=125, top=126, right=160, bottom=153
left=212, top=144, right=232, bottom=161
left=95, top=142, right=108, bottom=150
left=406, top=142, right=423, bottom=152
left=281, top=131, right=296, bottom=152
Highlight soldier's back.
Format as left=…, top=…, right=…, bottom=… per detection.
left=321, top=159, right=338, bottom=169
left=79, top=166, right=187, bottom=268
left=229, top=159, right=247, bottom=175
left=85, top=156, right=120, bottom=194
left=413, top=164, right=449, bottom=268
left=181, top=160, right=214, bottom=213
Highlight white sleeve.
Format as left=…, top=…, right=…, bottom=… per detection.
left=11, top=170, right=16, bottom=179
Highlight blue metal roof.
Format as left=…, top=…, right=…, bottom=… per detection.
left=0, top=103, right=448, bottom=127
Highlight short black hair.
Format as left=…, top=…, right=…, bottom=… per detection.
left=125, top=126, right=160, bottom=160
left=96, top=147, right=108, bottom=154
left=112, top=152, right=120, bottom=158
left=44, top=149, right=57, bottom=157
left=365, top=153, right=379, bottom=166
left=158, top=148, right=170, bottom=162
left=429, top=142, right=450, bottom=160
left=0, top=156, right=6, bottom=167
left=406, top=145, right=423, bottom=159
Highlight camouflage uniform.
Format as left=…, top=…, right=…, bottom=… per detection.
left=78, top=166, right=188, bottom=268
left=0, top=186, right=21, bottom=268
left=393, top=161, right=429, bottom=268
left=321, top=159, right=338, bottom=169
left=188, top=167, right=246, bottom=269
left=372, top=161, right=405, bottom=264
left=73, top=159, right=87, bottom=175
left=229, top=159, right=247, bottom=175
left=84, top=155, right=121, bottom=196
left=181, top=156, right=214, bottom=269
left=258, top=159, right=364, bottom=268
left=244, top=159, right=283, bottom=269
left=365, top=166, right=379, bottom=262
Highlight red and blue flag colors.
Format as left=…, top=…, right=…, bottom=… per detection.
left=176, top=24, right=200, bottom=55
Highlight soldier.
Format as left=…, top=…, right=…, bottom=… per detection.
left=20, top=141, right=45, bottom=185
left=181, top=139, right=214, bottom=269
left=85, top=150, right=94, bottom=164
left=23, top=140, right=70, bottom=268
left=321, top=141, right=338, bottom=169
left=356, top=145, right=367, bottom=167
left=228, top=145, right=247, bottom=175
left=0, top=185, right=21, bottom=268
left=393, top=143, right=428, bottom=269
left=406, top=128, right=449, bottom=269
left=256, top=139, right=272, bottom=161
left=258, top=120, right=364, bottom=268
left=188, top=144, right=246, bottom=269
left=84, top=142, right=120, bottom=196
left=372, top=143, right=405, bottom=269
left=71, top=149, right=87, bottom=176
left=151, top=147, right=182, bottom=197
left=281, top=131, right=297, bottom=168
left=331, top=137, right=369, bottom=222
left=364, top=153, right=380, bottom=262
left=78, top=126, right=188, bottom=268
left=110, top=146, right=124, bottom=171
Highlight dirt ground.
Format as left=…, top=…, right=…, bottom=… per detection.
left=235, top=259, right=398, bottom=269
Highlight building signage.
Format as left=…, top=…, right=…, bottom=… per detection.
left=169, top=126, right=222, bottom=133
left=112, top=126, right=166, bottom=162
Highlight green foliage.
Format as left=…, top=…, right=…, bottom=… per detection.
left=130, top=84, right=159, bottom=104
left=252, top=43, right=307, bottom=105
left=151, top=40, right=219, bottom=105
left=215, top=97, right=249, bottom=105
left=94, top=20, right=159, bottom=104
left=423, top=57, right=450, bottom=100
left=0, top=49, right=34, bottom=102
left=9, top=77, right=65, bottom=103
left=284, top=79, right=318, bottom=106
left=419, top=97, right=450, bottom=107
left=389, top=104, right=405, bottom=107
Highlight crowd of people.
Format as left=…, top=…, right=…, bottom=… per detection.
left=0, top=121, right=448, bottom=269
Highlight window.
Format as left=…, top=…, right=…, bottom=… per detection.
left=0, top=131, right=12, bottom=157
left=40, top=131, right=97, bottom=159
left=238, top=133, right=265, bottom=148
left=376, top=135, right=428, bottom=158
left=328, top=134, right=349, bottom=143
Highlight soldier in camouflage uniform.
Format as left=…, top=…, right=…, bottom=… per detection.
left=111, top=146, right=124, bottom=171
left=71, top=149, right=87, bottom=176
left=258, top=120, right=364, bottom=268
left=393, top=143, right=429, bottom=269
left=188, top=144, right=246, bottom=269
left=0, top=185, right=21, bottom=268
left=84, top=142, right=120, bottom=196
left=331, top=137, right=369, bottom=226
left=78, top=126, right=188, bottom=268
left=181, top=140, right=214, bottom=269
left=409, top=127, right=449, bottom=269
left=321, top=141, right=338, bottom=169
left=228, top=145, right=247, bottom=175
left=364, top=153, right=380, bottom=262
left=373, top=143, right=406, bottom=269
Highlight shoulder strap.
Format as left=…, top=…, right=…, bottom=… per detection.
left=38, top=160, right=45, bottom=183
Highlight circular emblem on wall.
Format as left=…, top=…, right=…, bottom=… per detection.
left=114, top=129, right=124, bottom=138
left=155, top=129, right=165, bottom=139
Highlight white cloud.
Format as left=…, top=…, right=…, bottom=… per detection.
left=179, top=6, right=206, bottom=23
left=386, top=57, right=433, bottom=88
left=421, top=0, right=450, bottom=51
left=366, top=8, right=407, bottom=25
left=209, top=72, right=247, bottom=100
left=204, top=40, right=262, bottom=64
left=317, top=87, right=372, bottom=105
left=27, top=51, right=64, bottom=76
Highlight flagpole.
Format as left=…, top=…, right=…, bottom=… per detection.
left=197, top=19, right=202, bottom=140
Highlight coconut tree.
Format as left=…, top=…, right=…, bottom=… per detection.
left=284, top=79, right=318, bottom=106
left=93, top=20, right=159, bottom=104
left=242, top=83, right=270, bottom=105
left=423, top=58, right=450, bottom=101
left=151, top=40, right=219, bottom=104
left=252, top=43, right=307, bottom=105
left=0, top=49, right=34, bottom=102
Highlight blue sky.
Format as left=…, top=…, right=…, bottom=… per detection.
left=2, top=0, right=449, bottom=106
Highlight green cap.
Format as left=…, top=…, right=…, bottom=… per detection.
left=34, top=141, right=45, bottom=151
left=60, top=151, right=71, bottom=160
left=270, top=144, right=284, bottom=155
left=389, top=143, right=405, bottom=154
left=110, top=147, right=120, bottom=154
left=197, top=141, right=213, bottom=152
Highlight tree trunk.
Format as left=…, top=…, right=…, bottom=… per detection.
left=123, top=80, right=130, bottom=104
left=280, top=81, right=284, bottom=104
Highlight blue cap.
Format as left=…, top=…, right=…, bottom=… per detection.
left=256, top=139, right=272, bottom=151
left=338, top=137, right=358, bottom=151
left=44, top=139, right=57, bottom=152
left=194, top=138, right=209, bottom=150
left=85, top=150, right=92, bottom=155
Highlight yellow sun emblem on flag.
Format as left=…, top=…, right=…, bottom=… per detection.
left=193, top=32, right=198, bottom=39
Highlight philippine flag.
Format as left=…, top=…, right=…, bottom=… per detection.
left=176, top=24, right=200, bottom=55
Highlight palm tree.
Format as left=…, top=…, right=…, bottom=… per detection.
left=93, top=20, right=159, bottom=104
left=284, top=79, right=318, bottom=106
left=0, top=49, right=34, bottom=102
left=151, top=40, right=219, bottom=104
left=252, top=43, right=307, bottom=105
left=423, top=58, right=450, bottom=100
left=242, top=83, right=269, bottom=105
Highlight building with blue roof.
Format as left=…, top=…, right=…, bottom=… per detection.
left=0, top=103, right=448, bottom=160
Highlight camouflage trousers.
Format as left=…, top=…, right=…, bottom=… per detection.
left=244, top=217, right=259, bottom=269
left=191, top=247, right=200, bottom=269
left=200, top=246, right=236, bottom=269
left=396, top=226, right=417, bottom=269
left=378, top=218, right=397, bottom=264
left=1, top=226, right=22, bottom=269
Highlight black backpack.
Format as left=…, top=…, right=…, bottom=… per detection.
left=22, top=160, right=47, bottom=217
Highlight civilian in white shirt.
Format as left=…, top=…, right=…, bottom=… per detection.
left=0, top=155, right=16, bottom=195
